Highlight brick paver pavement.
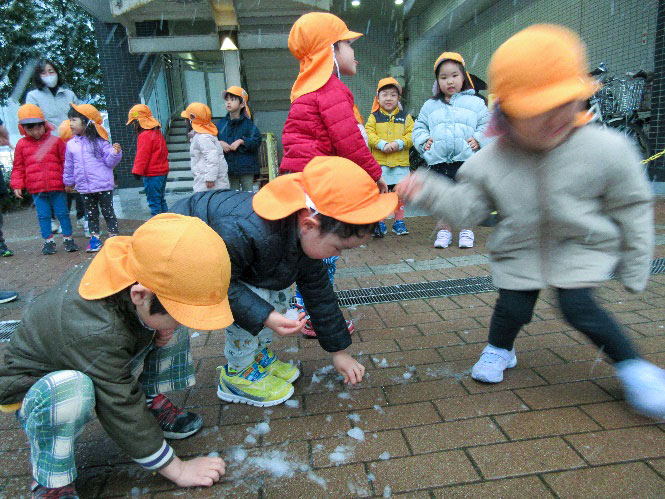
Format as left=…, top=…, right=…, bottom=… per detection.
left=2, top=202, right=665, bottom=497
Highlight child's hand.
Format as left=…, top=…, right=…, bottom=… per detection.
left=159, top=455, right=225, bottom=488
left=264, top=310, right=307, bottom=336
left=383, top=142, right=394, bottom=153
left=231, top=139, right=244, bottom=151
left=205, top=180, right=216, bottom=188
left=65, top=186, right=76, bottom=194
left=112, top=143, right=122, bottom=154
left=333, top=351, right=365, bottom=385
left=13, top=188, right=23, bottom=199
left=220, top=141, right=232, bottom=153
left=424, top=138, right=433, bottom=151
left=376, top=177, right=388, bottom=193
left=396, top=175, right=424, bottom=201
left=467, top=137, right=479, bottom=151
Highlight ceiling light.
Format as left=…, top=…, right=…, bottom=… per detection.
left=395, top=0, right=404, bottom=4
left=351, top=0, right=360, bottom=6
left=220, top=36, right=238, bottom=50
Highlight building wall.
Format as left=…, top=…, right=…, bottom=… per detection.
left=405, top=0, right=659, bottom=119
left=651, top=1, right=665, bottom=180
left=93, top=21, right=154, bottom=188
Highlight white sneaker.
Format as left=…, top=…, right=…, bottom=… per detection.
left=459, top=229, right=474, bottom=248
left=51, top=220, right=62, bottom=234
left=434, top=230, right=452, bottom=248
left=471, top=344, right=517, bottom=383
left=616, top=359, right=665, bottom=420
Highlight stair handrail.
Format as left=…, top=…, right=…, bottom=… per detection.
left=264, top=132, right=279, bottom=182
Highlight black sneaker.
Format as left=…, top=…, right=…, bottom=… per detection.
left=42, top=240, right=56, bottom=255
left=31, top=480, right=79, bottom=499
left=63, top=239, right=79, bottom=252
left=147, top=394, right=202, bottom=439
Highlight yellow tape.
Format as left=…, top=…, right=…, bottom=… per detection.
left=641, top=148, right=665, bottom=164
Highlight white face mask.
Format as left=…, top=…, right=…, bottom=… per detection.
left=41, top=75, right=58, bottom=88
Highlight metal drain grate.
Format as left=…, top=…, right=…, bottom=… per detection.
left=336, top=257, right=665, bottom=307
left=0, top=320, right=20, bottom=343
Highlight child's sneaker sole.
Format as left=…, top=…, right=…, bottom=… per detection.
left=216, top=384, right=294, bottom=407
left=163, top=427, right=201, bottom=440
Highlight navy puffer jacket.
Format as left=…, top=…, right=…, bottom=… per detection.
left=215, top=115, right=262, bottom=176
left=171, top=190, right=351, bottom=352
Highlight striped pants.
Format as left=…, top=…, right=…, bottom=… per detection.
left=18, top=329, right=193, bottom=488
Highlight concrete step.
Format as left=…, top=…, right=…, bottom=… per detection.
left=169, top=163, right=191, bottom=172
left=166, top=175, right=194, bottom=182
left=166, top=142, right=189, bottom=152
left=164, top=180, right=194, bottom=193
left=168, top=151, right=190, bottom=161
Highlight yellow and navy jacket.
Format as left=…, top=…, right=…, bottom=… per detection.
left=365, top=107, right=414, bottom=167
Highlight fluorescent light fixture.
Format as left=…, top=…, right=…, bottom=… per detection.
left=351, top=0, right=360, bottom=6
left=395, top=0, right=404, bottom=4
left=220, top=36, right=238, bottom=50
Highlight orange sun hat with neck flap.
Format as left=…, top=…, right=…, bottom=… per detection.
left=371, top=77, right=403, bottom=113
left=488, top=24, right=597, bottom=122
left=180, top=102, right=217, bottom=135
left=79, top=213, right=234, bottom=331
left=70, top=103, right=109, bottom=141
left=57, top=120, right=73, bottom=142
left=253, top=156, right=397, bottom=224
left=432, top=52, right=474, bottom=97
left=288, top=12, right=363, bottom=102
left=126, top=104, right=161, bottom=129
left=224, top=86, right=251, bottom=118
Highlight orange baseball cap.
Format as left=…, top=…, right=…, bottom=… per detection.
left=288, top=12, right=362, bottom=102
left=57, top=119, right=73, bottom=142
left=489, top=24, right=597, bottom=119
left=224, top=86, right=251, bottom=119
left=79, top=213, right=234, bottom=331
left=371, top=77, right=402, bottom=113
left=180, top=102, right=217, bottom=135
left=18, top=103, right=45, bottom=125
left=253, top=156, right=397, bottom=224
left=126, top=104, right=161, bottom=129
left=70, top=103, right=109, bottom=141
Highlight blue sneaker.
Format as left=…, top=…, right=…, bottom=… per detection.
left=392, top=220, right=409, bottom=235
left=374, top=221, right=387, bottom=238
left=86, top=236, right=102, bottom=253
left=0, top=291, right=18, bottom=304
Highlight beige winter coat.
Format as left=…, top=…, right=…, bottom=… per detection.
left=411, top=125, right=653, bottom=292
left=189, top=131, right=230, bottom=192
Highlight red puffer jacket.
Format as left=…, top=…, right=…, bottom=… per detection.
left=280, top=75, right=382, bottom=181
left=132, top=128, right=169, bottom=176
left=10, top=130, right=66, bottom=194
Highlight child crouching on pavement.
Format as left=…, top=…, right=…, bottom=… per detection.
left=172, top=156, right=397, bottom=407
left=398, top=24, right=665, bottom=419
left=0, top=214, right=234, bottom=497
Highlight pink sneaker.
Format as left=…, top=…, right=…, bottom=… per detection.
left=302, top=316, right=355, bottom=338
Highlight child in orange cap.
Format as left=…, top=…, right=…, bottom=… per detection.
left=127, top=104, right=170, bottom=215
left=216, top=87, right=262, bottom=192
left=0, top=213, right=233, bottom=497
left=365, top=77, right=414, bottom=237
left=412, top=51, right=490, bottom=249
left=65, top=103, right=122, bottom=253
left=181, top=102, right=229, bottom=193
left=10, top=104, right=79, bottom=255
left=58, top=119, right=89, bottom=235
left=173, top=156, right=397, bottom=406
left=399, top=25, right=664, bottom=419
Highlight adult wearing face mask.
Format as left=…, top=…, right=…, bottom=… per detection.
left=25, top=59, right=80, bottom=134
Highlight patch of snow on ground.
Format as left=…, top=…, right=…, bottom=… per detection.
left=329, top=445, right=352, bottom=464
left=347, top=427, right=365, bottom=441
left=284, top=399, right=300, bottom=408
left=379, top=451, right=391, bottom=460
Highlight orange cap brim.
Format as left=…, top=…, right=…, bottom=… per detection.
left=180, top=110, right=217, bottom=135
left=501, top=75, right=597, bottom=119
left=159, top=293, right=233, bottom=331
left=252, top=173, right=398, bottom=224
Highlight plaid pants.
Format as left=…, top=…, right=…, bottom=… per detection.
left=18, top=329, right=193, bottom=488
left=225, top=284, right=292, bottom=370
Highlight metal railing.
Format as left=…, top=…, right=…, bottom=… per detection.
left=258, top=132, right=280, bottom=183
left=139, top=56, right=172, bottom=135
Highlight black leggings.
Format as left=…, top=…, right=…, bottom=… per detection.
left=82, top=191, right=118, bottom=236
left=488, top=288, right=639, bottom=362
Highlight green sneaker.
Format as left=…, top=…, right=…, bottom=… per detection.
left=217, top=362, right=294, bottom=407
left=255, top=348, right=300, bottom=383
left=0, top=242, right=13, bottom=257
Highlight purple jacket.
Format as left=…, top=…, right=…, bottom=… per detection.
left=63, top=135, right=122, bottom=193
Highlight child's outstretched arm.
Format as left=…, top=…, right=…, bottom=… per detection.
left=603, top=140, right=654, bottom=293
left=9, top=141, right=26, bottom=196
left=411, top=105, right=431, bottom=154
left=100, top=140, right=123, bottom=168
left=159, top=455, right=225, bottom=488
left=472, top=101, right=492, bottom=149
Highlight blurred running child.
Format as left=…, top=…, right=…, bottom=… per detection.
left=412, top=52, right=490, bottom=249
left=217, top=87, right=261, bottom=192
left=10, top=104, right=79, bottom=255
left=366, top=77, right=414, bottom=237
left=0, top=214, right=233, bottom=498
left=182, top=102, right=229, bottom=193
left=127, top=104, right=170, bottom=216
left=64, top=103, right=122, bottom=253
left=173, top=157, right=397, bottom=406
left=399, top=25, right=665, bottom=419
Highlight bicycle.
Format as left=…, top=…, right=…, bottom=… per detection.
left=586, top=63, right=652, bottom=161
